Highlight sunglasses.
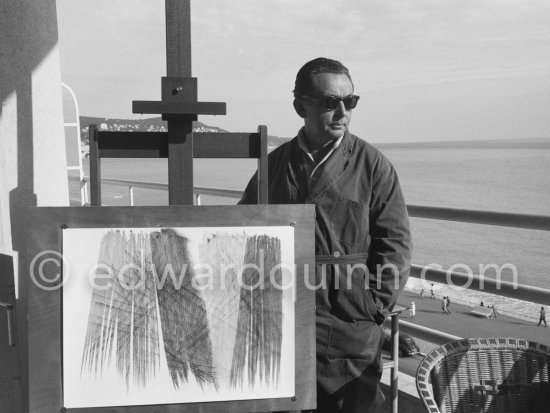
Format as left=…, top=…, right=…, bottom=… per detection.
left=301, top=94, right=360, bottom=110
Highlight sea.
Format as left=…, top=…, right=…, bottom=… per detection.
left=79, top=137, right=550, bottom=321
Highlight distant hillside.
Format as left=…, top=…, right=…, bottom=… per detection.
left=79, top=116, right=228, bottom=145
left=79, top=116, right=290, bottom=150
left=78, top=117, right=548, bottom=156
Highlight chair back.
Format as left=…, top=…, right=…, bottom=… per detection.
left=416, top=337, right=550, bottom=413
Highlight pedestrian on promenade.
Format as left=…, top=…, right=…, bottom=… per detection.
left=442, top=296, right=450, bottom=315
left=490, top=305, right=498, bottom=318
left=539, top=306, right=547, bottom=327
left=446, top=296, right=451, bottom=313
left=410, top=301, right=416, bottom=319
left=419, top=289, right=424, bottom=299
left=430, top=283, right=435, bottom=299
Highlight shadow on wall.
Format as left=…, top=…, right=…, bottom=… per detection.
left=1, top=1, right=60, bottom=412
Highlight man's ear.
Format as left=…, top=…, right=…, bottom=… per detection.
left=293, top=99, right=306, bottom=118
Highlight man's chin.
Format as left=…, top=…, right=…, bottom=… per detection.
left=325, top=128, right=346, bottom=140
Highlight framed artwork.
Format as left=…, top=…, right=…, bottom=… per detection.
left=25, top=205, right=315, bottom=412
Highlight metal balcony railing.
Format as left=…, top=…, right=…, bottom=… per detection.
left=84, top=177, right=550, bottom=346
left=82, top=177, right=242, bottom=206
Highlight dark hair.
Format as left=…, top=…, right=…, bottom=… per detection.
left=293, top=57, right=353, bottom=97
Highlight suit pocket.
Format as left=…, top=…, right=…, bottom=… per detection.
left=332, top=262, right=377, bottom=323
left=330, top=196, right=369, bottom=253
left=326, top=316, right=381, bottom=360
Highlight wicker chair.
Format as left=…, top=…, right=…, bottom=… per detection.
left=416, top=338, right=550, bottom=413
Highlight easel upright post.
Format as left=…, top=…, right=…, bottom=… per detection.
left=166, top=0, right=192, bottom=77
left=131, top=0, right=225, bottom=205
left=165, top=0, right=194, bottom=205
left=257, top=125, right=269, bottom=204
left=89, top=124, right=101, bottom=206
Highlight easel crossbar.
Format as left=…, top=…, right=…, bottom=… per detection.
left=133, top=101, right=226, bottom=115
left=95, top=131, right=265, bottom=158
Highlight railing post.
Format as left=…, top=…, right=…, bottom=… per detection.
left=129, top=186, right=135, bottom=206
left=80, top=179, right=89, bottom=206
left=391, top=312, right=399, bottom=413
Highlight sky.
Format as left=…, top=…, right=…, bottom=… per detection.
left=56, top=0, right=550, bottom=143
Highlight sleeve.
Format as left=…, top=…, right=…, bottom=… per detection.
left=238, top=171, right=258, bottom=205
left=367, top=161, right=412, bottom=324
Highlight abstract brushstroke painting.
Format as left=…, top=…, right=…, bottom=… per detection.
left=150, top=229, right=217, bottom=390
left=62, top=226, right=295, bottom=408
left=230, top=235, right=283, bottom=389
left=80, top=230, right=161, bottom=390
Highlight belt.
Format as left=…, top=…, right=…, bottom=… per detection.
left=315, top=252, right=368, bottom=265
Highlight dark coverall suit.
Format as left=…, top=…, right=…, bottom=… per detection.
left=240, top=130, right=412, bottom=412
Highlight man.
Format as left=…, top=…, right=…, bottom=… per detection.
left=539, top=306, right=547, bottom=327
left=442, top=296, right=450, bottom=315
left=240, top=58, right=412, bottom=412
left=490, top=305, right=498, bottom=318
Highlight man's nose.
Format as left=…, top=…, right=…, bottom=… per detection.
left=334, top=100, right=346, bottom=116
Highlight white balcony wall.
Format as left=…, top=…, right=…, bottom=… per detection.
left=0, top=1, right=68, bottom=411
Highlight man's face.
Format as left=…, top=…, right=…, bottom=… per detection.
left=300, top=72, right=354, bottom=149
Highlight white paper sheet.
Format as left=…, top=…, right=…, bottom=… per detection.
left=62, top=226, right=295, bottom=408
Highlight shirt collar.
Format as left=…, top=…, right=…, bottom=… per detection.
left=296, top=128, right=346, bottom=178
left=296, top=128, right=344, bottom=159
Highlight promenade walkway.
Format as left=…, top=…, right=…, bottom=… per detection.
left=377, top=290, right=550, bottom=411
left=397, top=290, right=550, bottom=348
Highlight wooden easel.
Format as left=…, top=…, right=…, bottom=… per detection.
left=89, top=0, right=268, bottom=206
